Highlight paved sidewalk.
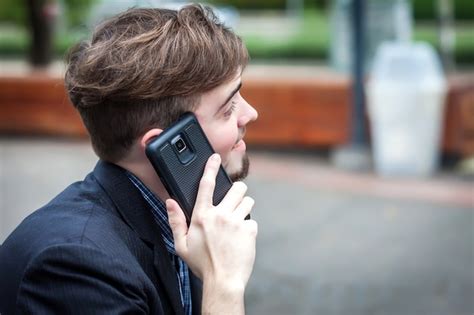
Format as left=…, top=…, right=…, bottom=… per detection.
left=246, top=151, right=473, bottom=315
left=1, top=138, right=473, bottom=314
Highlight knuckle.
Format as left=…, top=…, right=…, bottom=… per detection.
left=199, top=176, right=214, bottom=187
left=216, top=212, right=227, bottom=225
left=168, top=217, right=177, bottom=228
left=248, top=220, right=258, bottom=236
left=193, top=214, right=206, bottom=227
left=233, top=181, right=247, bottom=192
left=215, top=211, right=231, bottom=225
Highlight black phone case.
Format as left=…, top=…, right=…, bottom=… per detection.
left=145, top=112, right=233, bottom=223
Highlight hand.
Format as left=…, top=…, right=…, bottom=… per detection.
left=166, top=153, right=258, bottom=292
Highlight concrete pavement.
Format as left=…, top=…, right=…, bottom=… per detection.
left=1, top=137, right=473, bottom=314
left=246, top=152, right=473, bottom=315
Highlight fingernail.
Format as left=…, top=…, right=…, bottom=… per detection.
left=212, top=153, right=220, bottom=162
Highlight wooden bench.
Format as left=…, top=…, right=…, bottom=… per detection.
left=0, top=74, right=472, bottom=156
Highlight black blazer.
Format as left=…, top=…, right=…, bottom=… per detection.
left=0, top=160, right=202, bottom=314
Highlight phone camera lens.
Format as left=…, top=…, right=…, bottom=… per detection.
left=175, top=138, right=186, bottom=153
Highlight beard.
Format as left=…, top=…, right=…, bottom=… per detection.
left=229, top=154, right=250, bottom=182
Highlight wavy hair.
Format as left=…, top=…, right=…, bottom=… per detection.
left=65, top=4, right=248, bottom=162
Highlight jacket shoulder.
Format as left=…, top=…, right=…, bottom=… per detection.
left=14, top=242, right=161, bottom=314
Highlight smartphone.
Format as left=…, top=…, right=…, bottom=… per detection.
left=145, top=112, right=233, bottom=224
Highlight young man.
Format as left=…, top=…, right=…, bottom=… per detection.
left=0, top=4, right=258, bottom=314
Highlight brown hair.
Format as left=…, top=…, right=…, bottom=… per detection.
left=65, top=4, right=248, bottom=162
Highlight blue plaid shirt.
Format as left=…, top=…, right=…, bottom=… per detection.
left=127, top=172, right=192, bottom=315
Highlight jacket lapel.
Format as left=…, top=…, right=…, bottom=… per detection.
left=93, top=160, right=185, bottom=315
left=190, top=272, right=203, bottom=314
left=153, top=246, right=187, bottom=314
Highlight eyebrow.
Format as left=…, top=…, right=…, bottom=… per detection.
left=218, top=81, right=242, bottom=112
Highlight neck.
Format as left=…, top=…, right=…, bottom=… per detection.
left=116, top=158, right=170, bottom=203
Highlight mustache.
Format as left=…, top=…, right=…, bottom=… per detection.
left=235, top=128, right=246, bottom=145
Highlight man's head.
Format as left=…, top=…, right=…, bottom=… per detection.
left=65, top=5, right=256, bottom=181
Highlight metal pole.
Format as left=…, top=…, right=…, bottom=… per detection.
left=351, top=0, right=367, bottom=146
left=437, top=0, right=455, bottom=71
left=331, top=0, right=371, bottom=171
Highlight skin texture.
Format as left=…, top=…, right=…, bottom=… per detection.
left=117, top=71, right=259, bottom=314
left=167, top=154, right=258, bottom=314
left=118, top=71, right=258, bottom=201
left=194, top=72, right=258, bottom=180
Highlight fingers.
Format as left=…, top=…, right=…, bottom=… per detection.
left=245, top=219, right=259, bottom=238
left=232, top=196, right=255, bottom=220
left=218, top=181, right=248, bottom=213
left=166, top=199, right=189, bottom=257
left=195, top=154, right=221, bottom=211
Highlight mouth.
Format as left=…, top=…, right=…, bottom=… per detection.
left=232, top=129, right=246, bottom=150
left=232, top=139, right=246, bottom=151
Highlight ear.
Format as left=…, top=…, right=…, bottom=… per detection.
left=139, top=128, right=163, bottom=151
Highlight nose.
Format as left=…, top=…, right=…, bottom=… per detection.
left=238, top=98, right=258, bottom=127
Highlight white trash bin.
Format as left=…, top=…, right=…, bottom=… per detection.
left=367, top=42, right=447, bottom=177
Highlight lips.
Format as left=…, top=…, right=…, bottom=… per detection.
left=233, top=129, right=246, bottom=148
left=232, top=138, right=247, bottom=153
left=233, top=139, right=244, bottom=148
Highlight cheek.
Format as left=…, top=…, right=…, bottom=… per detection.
left=204, top=124, right=238, bottom=162
left=210, top=130, right=236, bottom=155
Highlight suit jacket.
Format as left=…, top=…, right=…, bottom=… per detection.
left=0, top=160, right=202, bottom=314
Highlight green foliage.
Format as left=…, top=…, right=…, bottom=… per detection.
left=244, top=37, right=327, bottom=60
left=0, top=28, right=27, bottom=57
left=0, top=0, right=26, bottom=25
left=413, top=0, right=435, bottom=20
left=453, top=0, right=474, bottom=20
left=412, top=22, right=473, bottom=63
left=0, top=6, right=472, bottom=64
left=0, top=0, right=97, bottom=28
left=207, top=0, right=327, bottom=10
left=63, top=0, right=96, bottom=28
left=413, top=0, right=474, bottom=20
left=241, top=9, right=474, bottom=63
left=207, top=0, right=286, bottom=10
left=240, top=9, right=329, bottom=60
left=0, top=26, right=86, bottom=58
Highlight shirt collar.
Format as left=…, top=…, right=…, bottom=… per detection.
left=126, top=172, right=176, bottom=255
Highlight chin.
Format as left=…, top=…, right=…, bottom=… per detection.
left=228, top=154, right=250, bottom=182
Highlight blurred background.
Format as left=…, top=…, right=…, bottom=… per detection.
left=0, top=0, right=473, bottom=314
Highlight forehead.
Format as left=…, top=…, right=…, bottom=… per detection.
left=196, top=71, right=242, bottom=111
left=212, top=70, right=242, bottom=95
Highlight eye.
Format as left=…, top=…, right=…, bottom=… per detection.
left=223, top=102, right=236, bottom=118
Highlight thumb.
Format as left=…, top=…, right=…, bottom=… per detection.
left=166, top=199, right=189, bottom=257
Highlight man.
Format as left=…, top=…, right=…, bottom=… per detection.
left=0, top=4, right=258, bottom=314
